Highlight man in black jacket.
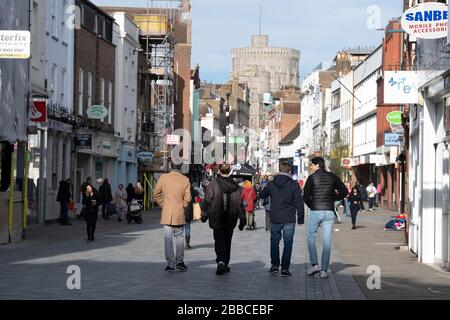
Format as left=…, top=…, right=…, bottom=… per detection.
left=99, top=179, right=113, bottom=219
left=201, top=163, right=246, bottom=276
left=303, top=157, right=348, bottom=279
left=260, top=161, right=305, bottom=277
left=57, top=179, right=72, bottom=226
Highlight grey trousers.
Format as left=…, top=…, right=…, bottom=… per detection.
left=164, top=225, right=185, bottom=268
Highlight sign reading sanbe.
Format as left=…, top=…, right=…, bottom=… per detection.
left=401, top=2, right=448, bottom=39
left=0, top=31, right=30, bottom=59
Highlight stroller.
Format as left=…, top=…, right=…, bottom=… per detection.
left=127, top=199, right=143, bottom=224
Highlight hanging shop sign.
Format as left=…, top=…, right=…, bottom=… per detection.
left=385, top=133, right=402, bottom=147
left=401, top=2, right=448, bottom=39
left=0, top=30, right=30, bottom=59
left=386, top=111, right=403, bottom=125
left=137, top=151, right=154, bottom=162
left=30, top=99, right=47, bottom=123
left=341, top=158, right=351, bottom=169
left=74, top=134, right=92, bottom=149
left=228, top=136, right=246, bottom=145
left=384, top=71, right=419, bottom=104
left=166, top=135, right=181, bottom=145
left=86, top=105, right=108, bottom=120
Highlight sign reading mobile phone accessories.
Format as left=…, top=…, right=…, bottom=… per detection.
left=0, top=30, right=30, bottom=59
left=401, top=2, right=448, bottom=39
left=86, top=105, right=108, bottom=120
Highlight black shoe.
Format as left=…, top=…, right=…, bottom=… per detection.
left=118, top=218, right=122, bottom=222
left=225, top=266, right=231, bottom=273
left=216, top=262, right=227, bottom=275
left=281, top=270, right=292, bottom=277
left=176, top=263, right=188, bottom=272
left=269, top=266, right=280, bottom=275
left=352, top=226, right=356, bottom=230
left=165, top=266, right=175, bottom=272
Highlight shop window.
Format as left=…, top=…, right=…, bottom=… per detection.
left=445, top=97, right=450, bottom=136
left=95, top=157, right=104, bottom=180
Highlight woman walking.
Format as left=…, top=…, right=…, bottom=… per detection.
left=242, top=181, right=256, bottom=231
left=114, top=184, right=128, bottom=222
left=348, top=187, right=361, bottom=230
left=344, top=182, right=352, bottom=217
left=83, top=185, right=100, bottom=242
left=134, top=182, right=144, bottom=201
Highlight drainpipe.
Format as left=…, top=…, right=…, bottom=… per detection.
left=8, top=145, right=16, bottom=243
left=23, top=144, right=29, bottom=239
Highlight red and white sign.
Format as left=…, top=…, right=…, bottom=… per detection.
left=30, top=100, right=47, bottom=123
left=341, top=158, right=351, bottom=169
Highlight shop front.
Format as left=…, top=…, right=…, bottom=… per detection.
left=114, top=143, right=138, bottom=191
left=74, top=131, right=120, bottom=211
left=409, top=71, right=450, bottom=268
left=43, top=120, right=74, bottom=221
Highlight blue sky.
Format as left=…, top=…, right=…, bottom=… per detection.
left=92, top=0, right=403, bottom=83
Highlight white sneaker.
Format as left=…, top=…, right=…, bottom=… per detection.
left=320, top=271, right=329, bottom=279
left=307, top=265, right=321, bottom=276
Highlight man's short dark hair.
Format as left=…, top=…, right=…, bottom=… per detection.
left=219, top=163, right=232, bottom=175
left=170, top=159, right=183, bottom=170
left=311, top=157, right=325, bottom=169
left=279, top=161, right=292, bottom=174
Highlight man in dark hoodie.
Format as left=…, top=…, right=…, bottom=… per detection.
left=260, top=161, right=305, bottom=277
left=201, top=163, right=247, bottom=276
left=57, top=178, right=72, bottom=226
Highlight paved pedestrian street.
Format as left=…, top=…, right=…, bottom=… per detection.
left=0, top=208, right=449, bottom=300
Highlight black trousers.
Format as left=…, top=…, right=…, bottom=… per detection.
left=350, top=207, right=359, bottom=226
left=213, top=228, right=234, bottom=266
left=86, top=212, right=98, bottom=239
left=60, top=202, right=69, bottom=225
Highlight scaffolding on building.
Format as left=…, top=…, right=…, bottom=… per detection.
left=135, top=0, right=181, bottom=174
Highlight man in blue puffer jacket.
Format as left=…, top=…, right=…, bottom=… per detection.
left=260, top=161, right=305, bottom=278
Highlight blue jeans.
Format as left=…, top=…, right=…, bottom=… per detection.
left=185, top=221, right=191, bottom=238
left=344, top=199, right=351, bottom=217
left=307, top=211, right=335, bottom=272
left=270, top=223, right=295, bottom=271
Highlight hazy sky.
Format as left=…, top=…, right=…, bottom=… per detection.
left=92, top=0, right=403, bottom=83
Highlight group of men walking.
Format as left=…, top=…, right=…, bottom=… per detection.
left=155, top=157, right=349, bottom=279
